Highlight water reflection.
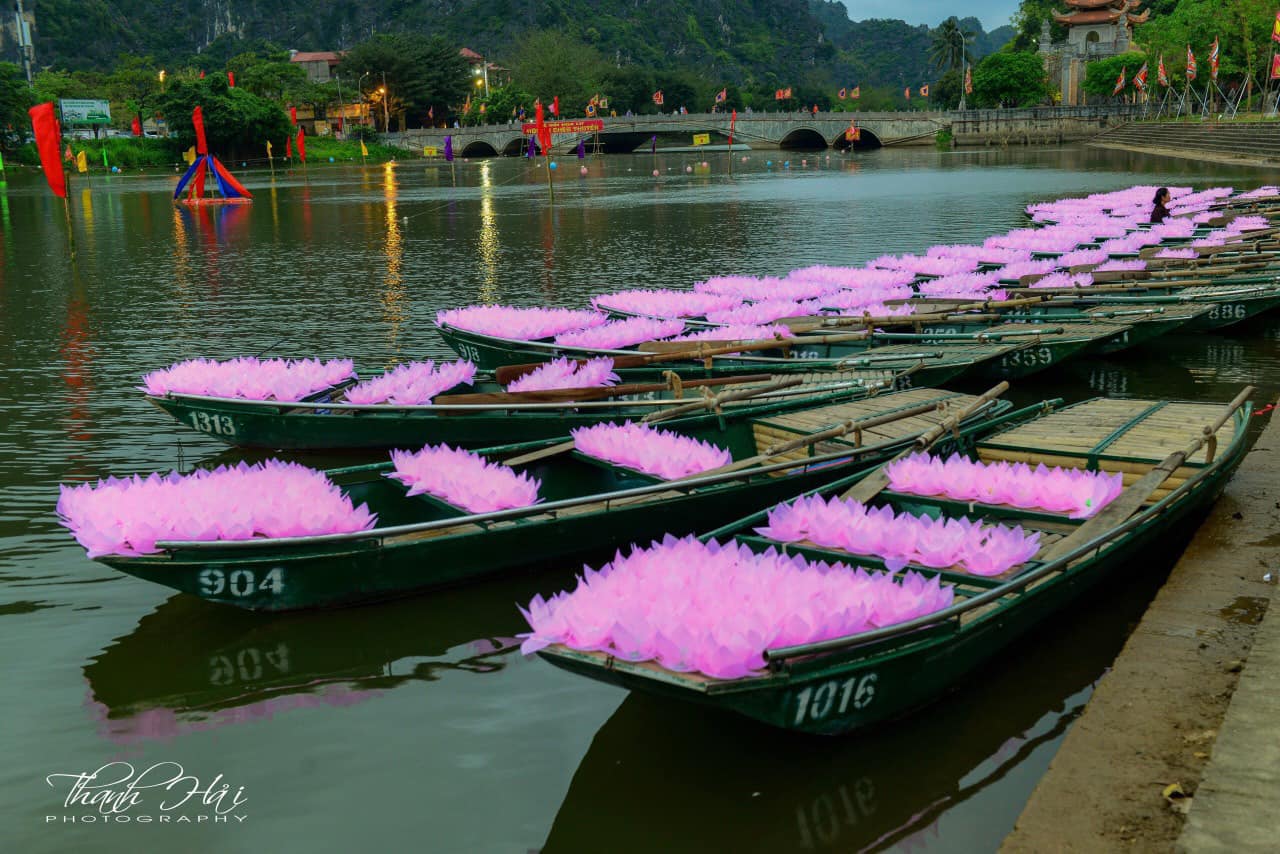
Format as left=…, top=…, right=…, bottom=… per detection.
left=81, top=571, right=542, bottom=745
left=381, top=162, right=407, bottom=355
left=477, top=161, right=500, bottom=302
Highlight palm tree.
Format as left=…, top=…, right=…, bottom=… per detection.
left=930, top=17, right=976, bottom=73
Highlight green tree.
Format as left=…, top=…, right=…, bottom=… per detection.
left=1138, top=0, right=1273, bottom=87
left=32, top=69, right=94, bottom=104
left=1009, top=0, right=1067, bottom=52
left=932, top=68, right=964, bottom=110
left=1082, top=52, right=1148, bottom=100
left=0, top=63, right=34, bottom=150
left=151, top=76, right=290, bottom=159
left=339, top=34, right=470, bottom=129
left=930, top=17, right=976, bottom=72
left=228, top=48, right=308, bottom=101
left=972, top=51, right=1051, bottom=107
left=511, top=31, right=609, bottom=110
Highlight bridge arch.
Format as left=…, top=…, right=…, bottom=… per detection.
left=779, top=127, right=829, bottom=151
left=461, top=140, right=498, bottom=158
left=831, top=127, right=884, bottom=152
left=502, top=136, right=536, bottom=156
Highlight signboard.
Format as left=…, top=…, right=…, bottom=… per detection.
left=423, top=146, right=440, bottom=156
left=60, top=99, right=112, bottom=126
left=521, top=119, right=605, bottom=135
left=692, top=133, right=711, bottom=146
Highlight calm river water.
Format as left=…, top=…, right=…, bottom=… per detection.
left=3, top=145, right=1279, bottom=853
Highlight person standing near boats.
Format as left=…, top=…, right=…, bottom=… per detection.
left=1151, top=188, right=1172, bottom=224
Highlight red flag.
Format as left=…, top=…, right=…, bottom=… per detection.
left=904, top=87, right=911, bottom=100
left=192, top=106, right=209, bottom=155
left=1158, top=54, right=1170, bottom=87
left=1209, top=37, right=1219, bottom=82
left=1271, top=53, right=1280, bottom=80
left=551, top=95, right=559, bottom=117
left=227, top=71, right=236, bottom=88
left=774, top=89, right=783, bottom=100
left=199, top=70, right=205, bottom=79
left=1186, top=45, right=1197, bottom=81
left=729, top=108, right=736, bottom=148
left=296, top=128, right=306, bottom=163
left=714, top=88, right=727, bottom=103
left=783, top=87, right=792, bottom=98
left=534, top=101, right=551, bottom=153
left=290, top=106, right=298, bottom=126
left=28, top=103, right=67, bottom=199
left=64, top=144, right=73, bottom=162
left=1133, top=63, right=1149, bottom=92
left=286, top=136, right=292, bottom=159
left=1113, top=67, right=1127, bottom=96
left=131, top=115, right=142, bottom=136
left=652, top=90, right=664, bottom=106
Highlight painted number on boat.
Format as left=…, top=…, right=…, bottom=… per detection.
left=454, top=342, right=482, bottom=362
left=1207, top=303, right=1248, bottom=321
left=197, top=567, right=285, bottom=598
left=793, top=673, right=877, bottom=725
left=188, top=411, right=237, bottom=436
left=999, top=346, right=1053, bottom=369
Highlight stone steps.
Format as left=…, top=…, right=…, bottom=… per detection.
left=1089, top=122, right=1280, bottom=162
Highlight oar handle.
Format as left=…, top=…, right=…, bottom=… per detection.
left=641, top=376, right=804, bottom=424
left=1189, top=385, right=1254, bottom=464
left=913, top=381, right=1009, bottom=451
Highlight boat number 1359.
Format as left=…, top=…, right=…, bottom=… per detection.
left=793, top=673, right=877, bottom=725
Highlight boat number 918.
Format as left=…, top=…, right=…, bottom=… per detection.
left=793, top=673, right=877, bottom=725
left=198, top=567, right=285, bottom=597
left=999, top=346, right=1053, bottom=369
left=189, top=412, right=236, bottom=436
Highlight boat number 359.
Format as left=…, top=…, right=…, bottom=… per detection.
left=793, top=674, right=877, bottom=725
left=188, top=412, right=237, bottom=436
left=999, top=346, right=1053, bottom=369
left=198, top=567, right=285, bottom=597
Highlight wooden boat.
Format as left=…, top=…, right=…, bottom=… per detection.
left=538, top=387, right=1254, bottom=734
left=144, top=367, right=970, bottom=452
left=96, top=386, right=1018, bottom=611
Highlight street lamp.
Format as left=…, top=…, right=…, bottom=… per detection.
left=159, top=69, right=166, bottom=91
left=357, top=71, right=371, bottom=126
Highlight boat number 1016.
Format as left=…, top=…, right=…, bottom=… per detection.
left=198, top=567, right=284, bottom=597
left=793, top=673, right=877, bottom=725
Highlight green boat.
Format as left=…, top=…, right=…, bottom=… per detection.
left=94, top=387, right=1013, bottom=611
left=538, top=388, right=1254, bottom=735
left=144, top=367, right=971, bottom=452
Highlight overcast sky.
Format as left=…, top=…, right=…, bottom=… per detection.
left=839, top=1, right=1023, bottom=31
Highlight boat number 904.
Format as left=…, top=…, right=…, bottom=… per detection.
left=198, top=567, right=285, bottom=597
left=1207, top=303, right=1247, bottom=321
left=189, top=412, right=236, bottom=436
left=999, top=346, right=1053, bottom=369
left=793, top=673, right=877, bottom=725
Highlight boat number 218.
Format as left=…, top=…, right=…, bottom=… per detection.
left=793, top=673, right=877, bottom=725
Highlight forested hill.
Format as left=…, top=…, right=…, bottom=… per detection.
left=32, top=0, right=1013, bottom=86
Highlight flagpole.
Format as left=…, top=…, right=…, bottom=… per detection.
left=61, top=144, right=75, bottom=261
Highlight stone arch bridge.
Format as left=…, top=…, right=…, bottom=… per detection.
left=384, top=107, right=1137, bottom=157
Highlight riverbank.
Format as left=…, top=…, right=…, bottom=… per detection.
left=1003, top=404, right=1280, bottom=851
left=1089, top=119, right=1280, bottom=168
left=7, top=136, right=414, bottom=172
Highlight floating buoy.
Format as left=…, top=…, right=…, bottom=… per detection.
left=652, top=169, right=660, bottom=177
left=329, top=156, right=335, bottom=163
left=580, top=166, right=588, bottom=176
left=766, top=160, right=773, bottom=167
left=784, top=161, right=791, bottom=169
left=549, top=161, right=558, bottom=170
left=685, top=165, right=692, bottom=173
left=801, top=159, right=807, bottom=167
left=741, top=156, right=748, bottom=163
left=701, top=161, right=708, bottom=168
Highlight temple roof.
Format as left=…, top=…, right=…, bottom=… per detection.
left=1054, top=0, right=1148, bottom=26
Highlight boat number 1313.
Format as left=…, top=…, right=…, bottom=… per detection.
left=189, top=412, right=236, bottom=436
left=793, top=673, right=877, bottom=725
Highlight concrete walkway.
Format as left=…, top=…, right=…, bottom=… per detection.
left=1178, top=579, right=1280, bottom=852
left=1003, top=407, right=1280, bottom=851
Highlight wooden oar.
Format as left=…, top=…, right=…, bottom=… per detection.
left=840, top=381, right=1010, bottom=504
left=433, top=373, right=771, bottom=406
left=494, top=332, right=873, bottom=385
left=1037, top=385, right=1254, bottom=564
left=501, top=376, right=804, bottom=467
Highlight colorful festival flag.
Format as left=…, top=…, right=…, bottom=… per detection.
left=653, top=90, right=664, bottom=106
left=227, top=71, right=236, bottom=88
left=64, top=144, right=73, bottom=162
left=1133, top=62, right=1149, bottom=92
left=729, top=108, right=736, bottom=148
left=1186, top=45, right=1197, bottom=81
left=290, top=106, right=298, bottom=125
left=296, top=129, right=306, bottom=163
left=360, top=140, right=369, bottom=157
left=1272, top=53, right=1280, bottom=80
left=266, top=140, right=273, bottom=159
left=1113, top=66, right=1127, bottom=96
left=904, top=87, right=911, bottom=100
left=286, top=136, right=291, bottom=159
left=75, top=150, right=88, bottom=173
left=851, top=86, right=860, bottom=99
left=131, top=115, right=142, bottom=136
left=964, top=66, right=973, bottom=95
left=1157, top=54, right=1170, bottom=87
left=920, top=84, right=930, bottom=97
left=1209, top=37, right=1220, bottom=82
left=192, top=105, right=209, bottom=155
left=783, top=87, right=792, bottom=98
left=182, top=146, right=196, bottom=165
left=774, top=89, right=784, bottom=100
left=585, top=103, right=597, bottom=117
left=1273, top=11, right=1280, bottom=44
left=838, top=87, right=847, bottom=99
left=28, top=102, right=67, bottom=198
left=714, top=88, right=727, bottom=103
left=552, top=95, right=559, bottom=117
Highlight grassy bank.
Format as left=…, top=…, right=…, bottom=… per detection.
left=7, top=135, right=417, bottom=173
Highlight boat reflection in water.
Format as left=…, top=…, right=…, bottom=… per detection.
left=81, top=571, right=541, bottom=744
left=540, top=533, right=1200, bottom=853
